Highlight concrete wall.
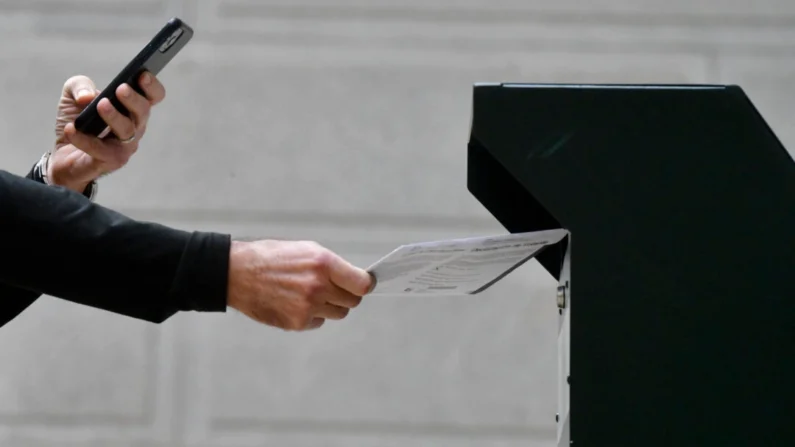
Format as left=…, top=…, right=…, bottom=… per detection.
left=1, top=1, right=793, bottom=446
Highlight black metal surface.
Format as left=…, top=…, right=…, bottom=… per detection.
left=467, top=83, right=795, bottom=446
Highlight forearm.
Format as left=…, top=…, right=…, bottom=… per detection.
left=0, top=169, right=231, bottom=323
left=0, top=165, right=48, bottom=327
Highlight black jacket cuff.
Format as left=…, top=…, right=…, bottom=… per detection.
left=170, top=231, right=232, bottom=313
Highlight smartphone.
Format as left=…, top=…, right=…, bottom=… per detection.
left=74, top=17, right=194, bottom=137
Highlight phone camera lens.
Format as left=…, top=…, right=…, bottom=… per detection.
left=159, top=28, right=184, bottom=53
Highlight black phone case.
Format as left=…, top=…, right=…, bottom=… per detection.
left=74, top=17, right=194, bottom=137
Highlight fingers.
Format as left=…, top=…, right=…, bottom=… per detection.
left=306, top=318, right=325, bottom=330
left=283, top=274, right=361, bottom=330
left=325, top=286, right=363, bottom=309
left=116, top=83, right=151, bottom=127
left=327, top=256, right=376, bottom=297
left=52, top=73, right=165, bottom=182
left=64, top=122, right=131, bottom=166
left=70, top=72, right=163, bottom=142
left=98, top=72, right=163, bottom=140
left=63, top=123, right=107, bottom=157
left=305, top=262, right=366, bottom=326
left=63, top=75, right=98, bottom=106
left=315, top=303, right=349, bottom=321
left=138, top=71, right=166, bottom=105
left=97, top=98, right=137, bottom=141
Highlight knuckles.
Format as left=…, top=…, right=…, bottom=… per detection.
left=63, top=75, right=92, bottom=92
left=299, top=241, right=335, bottom=277
left=301, top=242, right=333, bottom=268
left=115, top=150, right=134, bottom=166
left=136, top=100, right=152, bottom=117
left=286, top=304, right=313, bottom=331
left=300, top=276, right=326, bottom=299
left=349, top=295, right=363, bottom=308
left=286, top=317, right=309, bottom=331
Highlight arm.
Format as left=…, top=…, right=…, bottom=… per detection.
left=0, top=164, right=52, bottom=326
left=0, top=169, right=230, bottom=324
left=0, top=72, right=181, bottom=327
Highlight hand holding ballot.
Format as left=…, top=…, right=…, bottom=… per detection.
left=223, top=230, right=566, bottom=332
left=226, top=240, right=374, bottom=331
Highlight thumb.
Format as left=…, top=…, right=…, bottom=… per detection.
left=328, top=257, right=376, bottom=297
left=63, top=75, right=98, bottom=106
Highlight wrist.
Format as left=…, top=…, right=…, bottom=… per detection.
left=227, top=240, right=251, bottom=311
left=36, top=151, right=98, bottom=200
left=47, top=160, right=91, bottom=193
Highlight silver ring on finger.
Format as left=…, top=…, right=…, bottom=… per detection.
left=118, top=132, right=136, bottom=144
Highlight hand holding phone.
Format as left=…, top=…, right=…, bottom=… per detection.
left=74, top=17, right=194, bottom=138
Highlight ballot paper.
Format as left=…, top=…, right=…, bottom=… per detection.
left=366, top=229, right=567, bottom=295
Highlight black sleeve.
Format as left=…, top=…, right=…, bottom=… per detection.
left=0, top=164, right=48, bottom=327
left=0, top=168, right=231, bottom=324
